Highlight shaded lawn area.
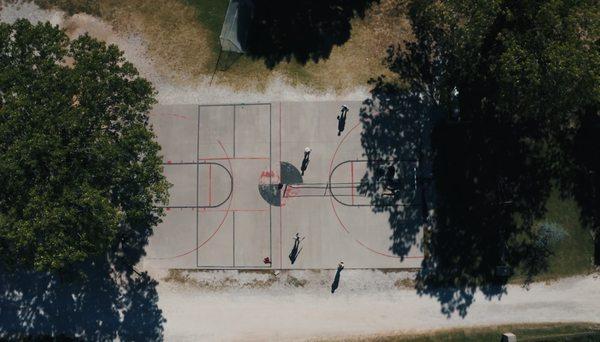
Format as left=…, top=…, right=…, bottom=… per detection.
left=178, top=0, right=332, bottom=87
left=346, top=323, right=600, bottom=342
left=179, top=0, right=306, bottom=81
left=512, top=189, right=595, bottom=283
left=183, top=0, right=229, bottom=54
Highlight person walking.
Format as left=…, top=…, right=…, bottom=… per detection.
left=337, top=105, right=348, bottom=136
left=301, top=147, right=311, bottom=176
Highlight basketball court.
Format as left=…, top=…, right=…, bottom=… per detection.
left=144, top=101, right=424, bottom=269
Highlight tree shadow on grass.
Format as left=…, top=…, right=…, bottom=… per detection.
left=567, top=108, right=600, bottom=265
left=245, top=0, right=377, bottom=68
left=359, top=78, right=555, bottom=317
left=0, top=228, right=164, bottom=339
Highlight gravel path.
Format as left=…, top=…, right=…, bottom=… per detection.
left=157, top=273, right=600, bottom=341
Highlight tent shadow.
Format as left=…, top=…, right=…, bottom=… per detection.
left=244, top=1, right=378, bottom=68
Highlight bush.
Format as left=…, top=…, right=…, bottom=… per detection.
left=522, top=222, right=569, bottom=281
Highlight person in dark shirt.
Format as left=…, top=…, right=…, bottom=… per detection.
left=337, top=105, right=348, bottom=136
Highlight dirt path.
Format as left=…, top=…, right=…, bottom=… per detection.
left=157, top=273, right=600, bottom=341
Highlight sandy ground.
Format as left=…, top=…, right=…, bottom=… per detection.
left=156, top=271, right=600, bottom=341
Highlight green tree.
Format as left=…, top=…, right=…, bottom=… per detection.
left=0, top=19, right=168, bottom=274
left=360, top=0, right=598, bottom=315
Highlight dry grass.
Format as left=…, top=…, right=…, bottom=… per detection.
left=295, top=0, right=411, bottom=90
left=219, top=0, right=412, bottom=91
left=163, top=269, right=278, bottom=290
left=326, top=323, right=600, bottom=342
left=34, top=0, right=412, bottom=91
left=286, top=275, right=309, bottom=287
left=394, top=278, right=415, bottom=289
left=99, top=0, right=216, bottom=84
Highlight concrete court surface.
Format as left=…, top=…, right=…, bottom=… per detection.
left=143, top=101, right=424, bottom=270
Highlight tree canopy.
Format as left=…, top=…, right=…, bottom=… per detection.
left=360, top=0, right=599, bottom=315
left=0, top=19, right=168, bottom=274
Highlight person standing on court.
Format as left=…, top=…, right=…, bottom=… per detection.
left=385, top=164, right=398, bottom=192
left=301, top=147, right=311, bottom=176
left=331, top=261, right=344, bottom=293
left=337, top=105, right=348, bottom=136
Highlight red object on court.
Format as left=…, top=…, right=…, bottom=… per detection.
left=263, top=257, right=271, bottom=264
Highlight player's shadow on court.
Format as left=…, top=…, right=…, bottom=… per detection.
left=245, top=1, right=377, bottom=68
left=359, top=77, right=555, bottom=317
left=0, top=226, right=164, bottom=338
left=330, top=266, right=343, bottom=293
left=289, top=235, right=304, bottom=264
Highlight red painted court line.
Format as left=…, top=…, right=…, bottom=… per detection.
left=198, top=208, right=268, bottom=213
left=208, top=164, right=212, bottom=206
left=146, top=139, right=235, bottom=261
left=198, top=156, right=269, bottom=161
left=350, top=161, right=355, bottom=205
left=155, top=112, right=192, bottom=120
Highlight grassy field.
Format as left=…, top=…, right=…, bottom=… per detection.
left=33, top=0, right=410, bottom=91
left=537, top=191, right=595, bottom=279
left=182, top=0, right=228, bottom=55
left=341, top=323, right=600, bottom=342
left=511, top=190, right=595, bottom=283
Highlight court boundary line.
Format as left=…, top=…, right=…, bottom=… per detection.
left=279, top=101, right=282, bottom=270
left=329, top=159, right=419, bottom=207
left=149, top=102, right=424, bottom=266
left=351, top=161, right=354, bottom=205
left=327, top=121, right=424, bottom=259
left=196, top=104, right=200, bottom=267
left=196, top=103, right=273, bottom=269
left=233, top=212, right=235, bottom=267
left=208, top=163, right=212, bottom=206
left=160, top=162, right=233, bottom=209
